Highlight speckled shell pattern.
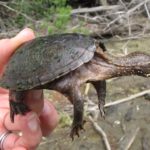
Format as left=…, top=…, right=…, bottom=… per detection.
left=0, top=34, right=96, bottom=90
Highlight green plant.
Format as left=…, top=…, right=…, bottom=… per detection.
left=54, top=6, right=71, bottom=29
left=59, top=112, right=72, bottom=128
left=9, top=0, right=72, bottom=32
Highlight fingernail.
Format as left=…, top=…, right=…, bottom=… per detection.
left=28, top=113, right=39, bottom=132
left=19, top=28, right=34, bottom=38
left=11, top=28, right=35, bottom=44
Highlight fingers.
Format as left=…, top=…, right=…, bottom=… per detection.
left=3, top=99, right=58, bottom=136
left=39, top=100, right=58, bottom=136
left=0, top=28, right=35, bottom=76
left=12, top=147, right=26, bottom=150
left=3, top=112, right=42, bottom=149
left=11, top=28, right=35, bottom=49
left=0, top=88, right=8, bottom=95
left=0, top=95, right=9, bottom=108
left=0, top=100, right=58, bottom=149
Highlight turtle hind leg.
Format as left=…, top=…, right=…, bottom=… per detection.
left=9, top=90, right=30, bottom=122
left=91, top=80, right=106, bottom=118
left=64, top=86, right=85, bottom=140
left=46, top=75, right=85, bottom=139
left=61, top=84, right=85, bottom=140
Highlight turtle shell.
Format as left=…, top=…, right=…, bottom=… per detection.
left=0, top=33, right=96, bottom=90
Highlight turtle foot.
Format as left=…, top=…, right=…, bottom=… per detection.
left=70, top=122, right=85, bottom=140
left=98, top=103, right=105, bottom=119
left=10, top=101, right=30, bottom=122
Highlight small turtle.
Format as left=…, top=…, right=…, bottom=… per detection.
left=0, top=33, right=150, bottom=139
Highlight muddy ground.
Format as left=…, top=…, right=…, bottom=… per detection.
left=37, top=38, right=150, bottom=150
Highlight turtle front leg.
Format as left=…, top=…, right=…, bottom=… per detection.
left=91, top=80, right=106, bottom=118
left=9, top=90, right=30, bottom=122
left=67, top=86, right=84, bottom=140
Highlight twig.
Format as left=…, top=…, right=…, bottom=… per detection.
left=103, top=0, right=150, bottom=32
left=103, top=15, right=123, bottom=32
left=107, top=34, right=150, bottom=42
left=127, top=14, right=132, bottom=36
left=105, top=89, right=150, bottom=108
left=121, top=41, right=129, bottom=54
left=84, top=83, right=91, bottom=95
left=119, top=0, right=128, bottom=10
left=86, top=89, right=150, bottom=113
left=119, top=127, right=140, bottom=150
left=144, top=1, right=150, bottom=19
left=127, top=0, right=150, bottom=15
left=0, top=2, right=34, bottom=22
left=74, top=14, right=101, bottom=24
left=125, top=127, right=140, bottom=150
left=88, top=116, right=111, bottom=150
left=71, top=5, right=121, bottom=14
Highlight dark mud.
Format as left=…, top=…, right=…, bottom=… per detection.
left=37, top=38, right=150, bottom=150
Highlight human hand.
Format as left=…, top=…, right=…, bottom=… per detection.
left=0, top=28, right=58, bottom=150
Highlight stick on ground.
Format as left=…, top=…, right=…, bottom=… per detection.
left=88, top=116, right=111, bottom=150
left=105, top=89, right=150, bottom=108
left=119, top=127, right=140, bottom=150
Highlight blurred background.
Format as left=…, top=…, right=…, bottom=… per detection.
left=0, top=0, right=150, bottom=149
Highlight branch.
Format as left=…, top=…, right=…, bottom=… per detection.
left=86, top=89, right=150, bottom=111
left=105, top=89, right=150, bottom=108
left=102, top=0, right=150, bottom=32
left=127, top=0, right=150, bottom=15
left=119, top=127, right=140, bottom=150
left=71, top=5, right=122, bottom=14
left=107, top=34, right=150, bottom=42
left=84, top=83, right=91, bottom=95
left=144, top=1, right=150, bottom=19
left=0, top=2, right=34, bottom=22
left=88, top=116, right=111, bottom=150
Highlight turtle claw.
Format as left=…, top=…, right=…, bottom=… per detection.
left=70, top=123, right=84, bottom=140
left=98, top=103, right=105, bottom=119
left=10, top=101, right=30, bottom=122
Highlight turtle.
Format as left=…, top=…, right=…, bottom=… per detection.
left=0, top=33, right=150, bottom=139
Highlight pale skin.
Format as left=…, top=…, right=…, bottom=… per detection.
left=0, top=28, right=58, bottom=150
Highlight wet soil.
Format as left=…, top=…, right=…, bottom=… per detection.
left=37, top=38, right=150, bottom=150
